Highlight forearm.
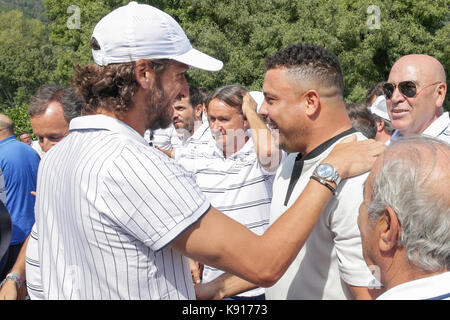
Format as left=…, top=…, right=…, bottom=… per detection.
left=0, top=235, right=29, bottom=300
left=195, top=273, right=258, bottom=300
left=175, top=178, right=334, bottom=287
left=246, top=110, right=281, bottom=171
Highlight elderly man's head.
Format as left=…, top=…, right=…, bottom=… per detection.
left=358, top=136, right=450, bottom=286
left=385, top=54, right=447, bottom=136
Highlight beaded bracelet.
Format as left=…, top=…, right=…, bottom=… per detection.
left=0, top=272, right=23, bottom=290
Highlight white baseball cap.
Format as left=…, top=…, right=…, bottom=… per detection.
left=369, top=95, right=391, bottom=121
left=91, top=1, right=223, bottom=71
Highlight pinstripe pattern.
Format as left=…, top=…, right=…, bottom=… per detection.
left=27, top=115, right=210, bottom=300
left=176, top=135, right=274, bottom=297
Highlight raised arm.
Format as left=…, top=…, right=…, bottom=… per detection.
left=242, top=93, right=282, bottom=172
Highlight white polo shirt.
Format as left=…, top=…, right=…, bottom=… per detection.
left=176, top=134, right=275, bottom=297
left=27, top=114, right=210, bottom=300
left=265, top=130, right=375, bottom=300
left=388, top=111, right=450, bottom=145
left=377, top=272, right=450, bottom=300
left=144, top=124, right=182, bottom=150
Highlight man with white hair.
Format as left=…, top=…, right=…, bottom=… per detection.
left=358, top=135, right=450, bottom=299
left=384, top=54, right=449, bottom=143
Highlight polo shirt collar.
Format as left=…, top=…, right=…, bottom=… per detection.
left=70, top=114, right=148, bottom=146
left=191, top=122, right=210, bottom=140
left=423, top=111, right=449, bottom=138
left=0, top=135, right=16, bottom=144
left=377, top=271, right=450, bottom=300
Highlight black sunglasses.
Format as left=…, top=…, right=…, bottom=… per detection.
left=383, top=81, right=441, bottom=99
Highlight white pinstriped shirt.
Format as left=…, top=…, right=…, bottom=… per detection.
left=26, top=115, right=210, bottom=300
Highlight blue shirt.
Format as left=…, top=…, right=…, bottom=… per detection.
left=0, top=136, right=40, bottom=244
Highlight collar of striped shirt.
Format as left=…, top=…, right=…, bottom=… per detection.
left=69, top=114, right=149, bottom=146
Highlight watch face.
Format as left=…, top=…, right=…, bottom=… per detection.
left=317, top=164, right=333, bottom=178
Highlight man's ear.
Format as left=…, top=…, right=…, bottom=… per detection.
left=194, top=104, right=203, bottom=120
left=304, top=90, right=320, bottom=117
left=435, top=82, right=447, bottom=108
left=134, top=59, right=155, bottom=89
left=378, top=206, right=401, bottom=252
left=376, top=119, right=385, bottom=133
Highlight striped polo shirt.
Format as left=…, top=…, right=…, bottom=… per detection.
left=176, top=132, right=275, bottom=297
left=26, top=115, right=210, bottom=300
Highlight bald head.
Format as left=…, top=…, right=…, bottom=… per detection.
left=390, top=54, right=446, bottom=84
left=0, top=113, right=14, bottom=138
left=387, top=54, right=447, bottom=136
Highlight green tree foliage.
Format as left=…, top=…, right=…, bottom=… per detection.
left=1, top=0, right=449, bottom=119
left=0, top=9, right=56, bottom=110
left=42, top=0, right=449, bottom=109
left=3, top=104, right=32, bottom=137
left=0, top=0, right=46, bottom=20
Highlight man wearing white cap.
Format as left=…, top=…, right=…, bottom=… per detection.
left=384, top=54, right=449, bottom=144
left=368, top=95, right=395, bottom=143
left=26, top=2, right=384, bottom=300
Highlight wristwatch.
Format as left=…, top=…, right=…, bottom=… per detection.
left=312, top=163, right=341, bottom=186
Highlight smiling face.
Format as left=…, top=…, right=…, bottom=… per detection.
left=259, top=67, right=308, bottom=153
left=208, top=98, right=248, bottom=157
left=386, top=55, right=446, bottom=136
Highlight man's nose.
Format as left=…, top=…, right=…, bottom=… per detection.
left=259, top=101, right=269, bottom=117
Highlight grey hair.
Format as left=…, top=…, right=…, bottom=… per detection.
left=367, top=135, right=450, bottom=272
left=29, top=84, right=83, bottom=122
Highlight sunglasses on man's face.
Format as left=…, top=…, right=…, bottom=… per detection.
left=383, top=81, right=441, bottom=99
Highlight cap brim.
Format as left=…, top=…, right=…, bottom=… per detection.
left=171, top=48, right=223, bottom=72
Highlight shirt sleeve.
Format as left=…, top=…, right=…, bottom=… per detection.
left=100, top=144, right=210, bottom=251
left=330, top=173, right=376, bottom=287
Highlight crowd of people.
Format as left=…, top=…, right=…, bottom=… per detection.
left=0, top=2, right=448, bottom=300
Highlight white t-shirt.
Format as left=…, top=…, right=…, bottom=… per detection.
left=177, top=134, right=275, bottom=297
left=377, top=272, right=450, bottom=300
left=27, top=115, right=210, bottom=300
left=265, top=131, right=375, bottom=300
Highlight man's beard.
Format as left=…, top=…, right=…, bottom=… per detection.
left=145, top=82, right=173, bottom=131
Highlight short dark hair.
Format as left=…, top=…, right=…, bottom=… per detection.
left=206, top=85, right=248, bottom=114
left=18, top=131, right=31, bottom=137
left=187, top=84, right=204, bottom=108
left=29, top=84, right=83, bottom=122
left=345, top=103, right=377, bottom=139
left=265, top=43, right=344, bottom=96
